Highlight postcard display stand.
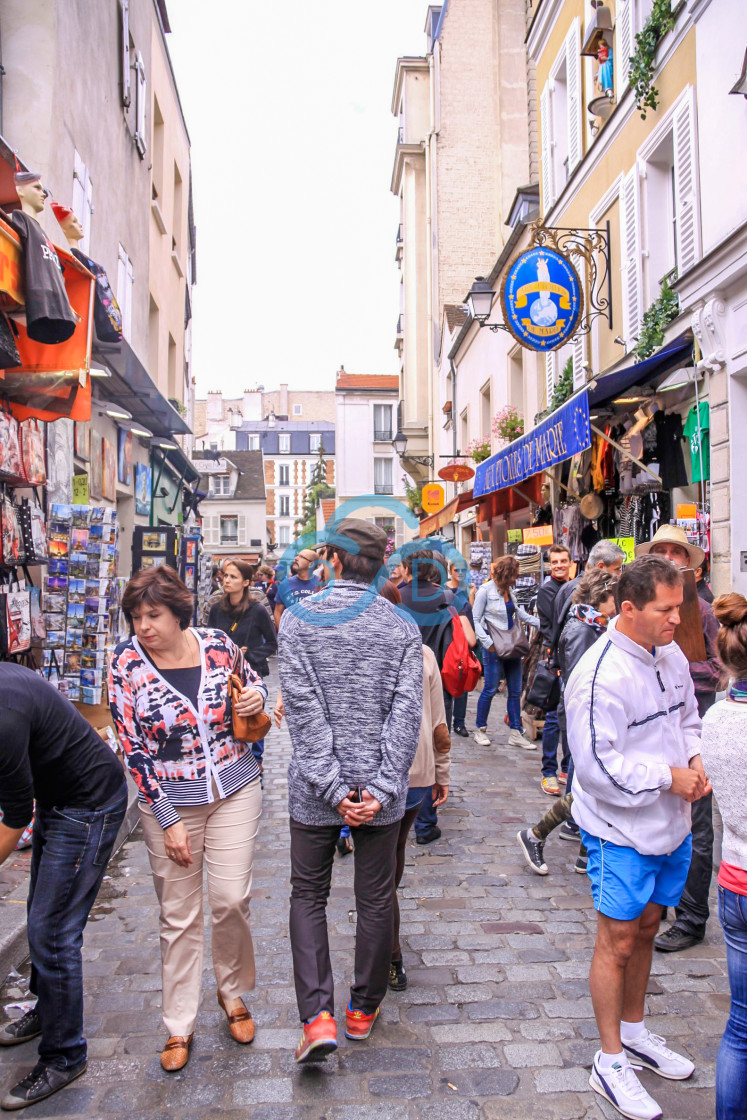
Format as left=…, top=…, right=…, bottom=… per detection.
left=43, top=504, right=120, bottom=704
left=180, top=532, right=213, bottom=625
left=132, top=525, right=179, bottom=575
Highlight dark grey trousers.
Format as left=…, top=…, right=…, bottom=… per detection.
left=674, top=791, right=714, bottom=936
left=289, top=817, right=400, bottom=1021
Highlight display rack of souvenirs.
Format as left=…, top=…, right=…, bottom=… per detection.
left=197, top=547, right=213, bottom=625
left=41, top=504, right=119, bottom=705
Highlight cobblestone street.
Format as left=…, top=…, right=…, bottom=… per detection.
left=0, top=668, right=727, bottom=1119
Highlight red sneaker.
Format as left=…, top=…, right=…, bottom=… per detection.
left=295, top=1011, right=338, bottom=1064
left=558, top=771, right=568, bottom=786
left=345, top=1004, right=380, bottom=1041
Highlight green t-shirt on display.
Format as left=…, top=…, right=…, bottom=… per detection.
left=683, top=401, right=710, bottom=483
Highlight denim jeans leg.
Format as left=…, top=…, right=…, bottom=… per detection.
left=453, top=692, right=468, bottom=729
left=251, top=738, right=264, bottom=763
left=716, top=887, right=747, bottom=1120
left=674, top=791, right=714, bottom=937
left=503, top=658, right=523, bottom=730
left=414, top=788, right=438, bottom=837
left=28, top=782, right=127, bottom=1070
left=541, top=707, right=560, bottom=778
left=476, top=650, right=499, bottom=728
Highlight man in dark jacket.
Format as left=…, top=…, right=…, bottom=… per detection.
left=536, top=544, right=572, bottom=796
left=0, top=665, right=127, bottom=1111
left=636, top=527, right=721, bottom=952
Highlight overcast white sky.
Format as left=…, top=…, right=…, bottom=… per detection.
left=167, top=0, right=428, bottom=397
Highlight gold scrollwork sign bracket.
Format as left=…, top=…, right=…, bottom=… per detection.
left=527, top=220, right=613, bottom=335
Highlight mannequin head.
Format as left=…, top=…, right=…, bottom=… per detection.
left=50, top=202, right=84, bottom=247
left=15, top=171, right=47, bottom=218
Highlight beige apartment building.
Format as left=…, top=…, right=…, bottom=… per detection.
left=391, top=0, right=530, bottom=483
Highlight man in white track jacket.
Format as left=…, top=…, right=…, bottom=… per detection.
left=565, top=555, right=711, bottom=1120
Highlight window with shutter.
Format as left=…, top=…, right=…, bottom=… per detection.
left=617, top=0, right=634, bottom=95
left=540, top=83, right=553, bottom=213
left=121, top=0, right=131, bottom=107
left=237, top=515, right=247, bottom=545
left=374, top=458, right=393, bottom=495
left=134, top=51, right=147, bottom=157
left=545, top=352, right=556, bottom=406
left=620, top=166, right=642, bottom=347
left=672, top=89, right=700, bottom=276
left=566, top=19, right=583, bottom=175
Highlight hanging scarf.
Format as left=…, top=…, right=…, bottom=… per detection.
left=728, top=678, right=747, bottom=703
left=567, top=602, right=610, bottom=632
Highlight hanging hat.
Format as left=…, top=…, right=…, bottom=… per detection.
left=50, top=201, right=75, bottom=223
left=579, top=491, right=604, bottom=521
left=635, top=524, right=705, bottom=570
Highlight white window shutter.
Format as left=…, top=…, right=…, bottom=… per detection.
left=545, top=352, right=556, bottom=405
left=238, top=514, right=247, bottom=545
left=620, top=166, right=642, bottom=346
left=121, top=0, right=131, bottom=107
left=572, top=266, right=587, bottom=389
left=566, top=19, right=582, bottom=175
left=617, top=0, right=634, bottom=94
left=540, top=82, right=553, bottom=213
left=673, top=89, right=701, bottom=276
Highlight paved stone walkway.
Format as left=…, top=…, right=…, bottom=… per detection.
left=0, top=666, right=727, bottom=1119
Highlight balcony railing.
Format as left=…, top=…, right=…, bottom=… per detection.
left=374, top=483, right=394, bottom=495
left=374, top=429, right=393, bottom=442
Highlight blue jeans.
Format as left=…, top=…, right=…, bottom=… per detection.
left=541, top=710, right=570, bottom=778
left=443, top=689, right=468, bottom=731
left=251, top=738, right=264, bottom=763
left=27, top=780, right=128, bottom=1070
left=412, top=784, right=436, bottom=837
left=717, top=886, right=747, bottom=1120
left=476, top=651, right=521, bottom=730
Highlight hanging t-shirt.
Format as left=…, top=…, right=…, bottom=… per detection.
left=683, top=401, right=710, bottom=483
left=10, top=212, right=77, bottom=344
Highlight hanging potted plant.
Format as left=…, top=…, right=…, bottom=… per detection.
left=467, top=436, right=492, bottom=464
left=492, top=406, right=524, bottom=444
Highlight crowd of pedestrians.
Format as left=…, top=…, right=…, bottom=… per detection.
left=0, top=516, right=745, bottom=1120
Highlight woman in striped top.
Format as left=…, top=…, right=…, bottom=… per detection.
left=109, top=566, right=267, bottom=1072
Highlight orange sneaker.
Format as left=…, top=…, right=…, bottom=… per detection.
left=295, top=1011, right=337, bottom=1064
left=345, top=1004, right=380, bottom=1040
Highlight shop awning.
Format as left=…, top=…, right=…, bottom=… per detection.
left=418, top=489, right=478, bottom=537
left=588, top=332, right=693, bottom=409
left=474, top=390, right=591, bottom=498
left=93, top=339, right=191, bottom=438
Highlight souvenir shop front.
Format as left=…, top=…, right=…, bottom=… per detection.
left=469, top=331, right=712, bottom=582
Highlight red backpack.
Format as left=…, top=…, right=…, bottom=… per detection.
left=440, top=610, right=482, bottom=697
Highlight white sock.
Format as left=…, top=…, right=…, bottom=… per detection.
left=620, top=1019, right=646, bottom=1043
left=598, top=1049, right=627, bottom=1070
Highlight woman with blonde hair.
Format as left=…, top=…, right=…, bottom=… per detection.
left=700, top=593, right=747, bottom=1119
left=472, top=555, right=538, bottom=750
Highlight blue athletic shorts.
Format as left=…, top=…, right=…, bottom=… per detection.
left=580, top=830, right=692, bottom=921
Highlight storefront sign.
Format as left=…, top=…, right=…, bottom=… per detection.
left=523, top=525, right=554, bottom=546
left=604, top=536, right=635, bottom=564
left=474, top=392, right=591, bottom=498
left=421, top=482, right=445, bottom=515
left=72, top=473, right=89, bottom=505
left=506, top=529, right=523, bottom=543
left=500, top=247, right=582, bottom=351
left=193, top=458, right=228, bottom=473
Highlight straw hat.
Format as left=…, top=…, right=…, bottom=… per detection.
left=635, top=524, right=705, bottom=570
left=579, top=491, right=604, bottom=521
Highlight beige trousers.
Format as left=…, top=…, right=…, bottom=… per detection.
left=139, top=778, right=262, bottom=1037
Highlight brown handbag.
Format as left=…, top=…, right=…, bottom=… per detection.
left=229, top=672, right=271, bottom=742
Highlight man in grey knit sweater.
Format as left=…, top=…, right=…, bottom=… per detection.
left=279, top=518, right=423, bottom=1064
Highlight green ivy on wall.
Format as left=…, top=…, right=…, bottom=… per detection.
left=633, top=275, right=679, bottom=361
left=628, top=0, right=676, bottom=119
left=549, top=357, right=574, bottom=412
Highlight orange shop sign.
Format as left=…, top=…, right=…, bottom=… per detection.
left=421, top=483, right=445, bottom=515
left=522, top=525, right=554, bottom=546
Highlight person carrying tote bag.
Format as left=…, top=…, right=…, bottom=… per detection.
left=472, top=555, right=539, bottom=750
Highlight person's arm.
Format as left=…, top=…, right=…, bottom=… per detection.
left=273, top=601, right=285, bottom=628
left=459, top=613, right=477, bottom=648
left=367, top=628, right=424, bottom=810
left=565, top=662, right=673, bottom=805
left=536, top=582, right=555, bottom=644
left=0, top=823, right=25, bottom=867
left=108, top=658, right=182, bottom=830
left=472, top=584, right=492, bottom=649
left=0, top=711, right=35, bottom=860
left=277, top=616, right=350, bottom=809
left=511, top=590, right=540, bottom=631
left=257, top=604, right=278, bottom=659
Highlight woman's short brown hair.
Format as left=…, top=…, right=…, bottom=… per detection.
left=713, top=593, right=747, bottom=680
left=122, top=565, right=194, bottom=630
left=491, top=555, right=519, bottom=594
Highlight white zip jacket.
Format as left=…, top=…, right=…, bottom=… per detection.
left=566, top=617, right=702, bottom=856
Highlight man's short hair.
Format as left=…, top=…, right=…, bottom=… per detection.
left=617, top=555, right=683, bottom=610
left=403, top=549, right=444, bottom=585
left=324, top=545, right=381, bottom=585
left=587, top=540, right=626, bottom=569
left=549, top=544, right=571, bottom=559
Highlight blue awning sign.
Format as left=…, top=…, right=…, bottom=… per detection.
left=473, top=391, right=591, bottom=497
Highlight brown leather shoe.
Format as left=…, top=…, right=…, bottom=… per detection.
left=161, top=1033, right=193, bottom=1071
left=218, top=991, right=255, bottom=1044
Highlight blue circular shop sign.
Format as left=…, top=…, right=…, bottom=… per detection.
left=500, top=246, right=582, bottom=351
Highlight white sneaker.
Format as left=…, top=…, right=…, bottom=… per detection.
left=473, top=728, right=491, bottom=746
left=589, top=1052, right=662, bottom=1120
left=623, top=1030, right=695, bottom=1081
left=508, top=728, right=537, bottom=750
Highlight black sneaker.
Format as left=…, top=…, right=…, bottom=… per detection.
left=453, top=725, right=469, bottom=738
left=0, top=1009, right=41, bottom=1047
left=415, top=826, right=441, bottom=845
left=388, top=961, right=407, bottom=991
left=336, top=834, right=353, bottom=857
left=516, top=829, right=548, bottom=875
left=654, top=925, right=704, bottom=953
left=574, top=851, right=588, bottom=875
left=558, top=820, right=580, bottom=842
left=1, top=1061, right=87, bottom=1111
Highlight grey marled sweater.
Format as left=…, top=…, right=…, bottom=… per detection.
left=278, top=580, right=423, bottom=827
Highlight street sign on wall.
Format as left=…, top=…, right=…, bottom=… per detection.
left=421, top=482, right=445, bottom=515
